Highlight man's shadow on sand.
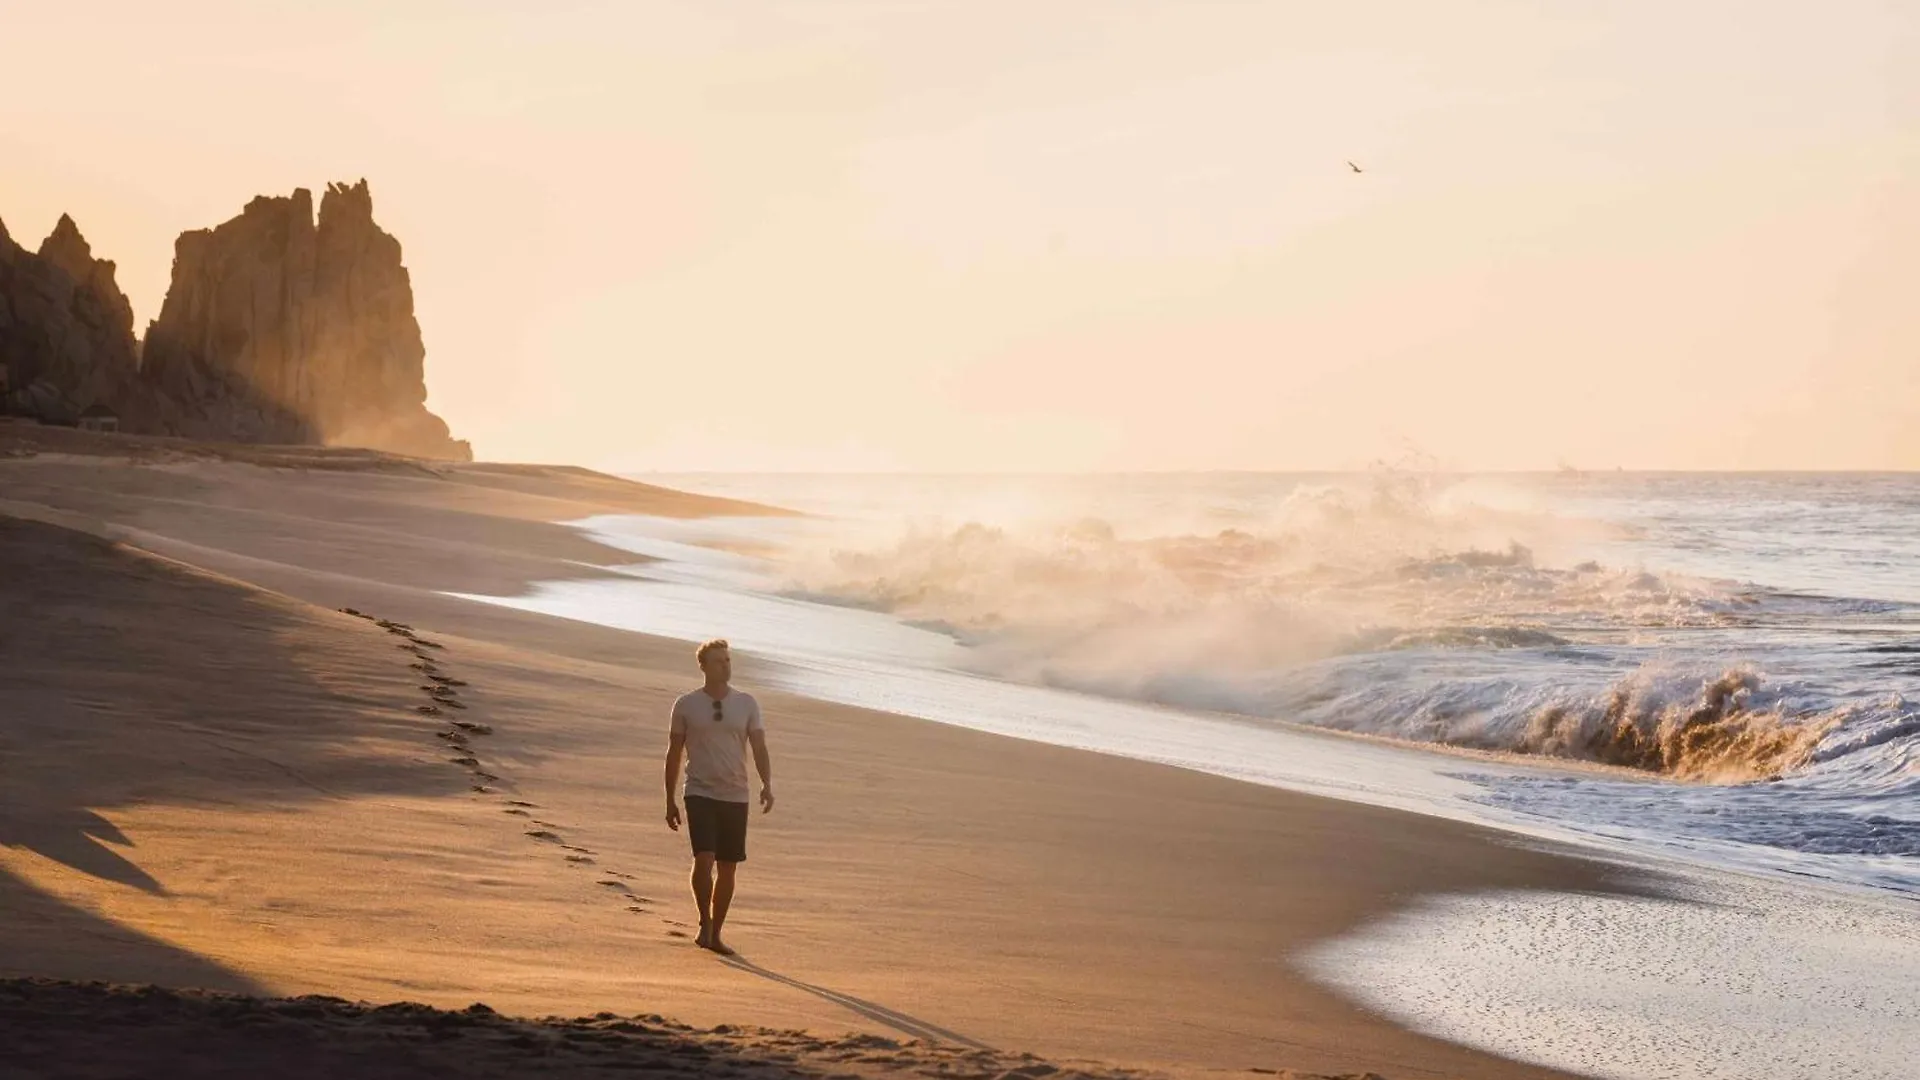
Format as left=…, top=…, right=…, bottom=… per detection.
left=717, top=953, right=992, bottom=1050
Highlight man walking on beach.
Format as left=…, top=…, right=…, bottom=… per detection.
left=664, top=639, right=774, bottom=955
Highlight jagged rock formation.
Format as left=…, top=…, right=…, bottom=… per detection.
left=0, top=182, right=468, bottom=460
left=142, top=181, right=467, bottom=459
left=0, top=214, right=156, bottom=428
left=38, top=215, right=137, bottom=345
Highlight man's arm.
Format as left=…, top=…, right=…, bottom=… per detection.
left=748, top=728, right=774, bottom=813
left=664, top=731, right=687, bottom=830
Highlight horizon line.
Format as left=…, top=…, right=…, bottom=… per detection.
left=597, top=466, right=1920, bottom=478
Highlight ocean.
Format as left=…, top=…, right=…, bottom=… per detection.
left=455, top=470, right=1920, bottom=1078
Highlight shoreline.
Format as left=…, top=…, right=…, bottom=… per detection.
left=2, top=430, right=1670, bottom=1079
left=525, top=496, right=1920, bottom=906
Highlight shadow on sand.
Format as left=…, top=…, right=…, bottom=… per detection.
left=0, top=515, right=469, bottom=989
left=0, top=808, right=165, bottom=895
left=0, top=871, right=267, bottom=994
left=719, top=953, right=993, bottom=1050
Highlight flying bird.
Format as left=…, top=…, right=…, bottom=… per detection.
left=1347, top=160, right=1363, bottom=173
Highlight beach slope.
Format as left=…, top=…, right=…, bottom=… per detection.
left=0, top=429, right=1647, bottom=1079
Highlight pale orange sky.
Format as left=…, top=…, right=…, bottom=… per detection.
left=4, top=1, right=1916, bottom=471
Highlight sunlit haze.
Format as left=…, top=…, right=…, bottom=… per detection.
left=5, top=1, right=1915, bottom=471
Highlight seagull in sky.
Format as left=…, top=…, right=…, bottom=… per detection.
left=1347, top=160, right=1363, bottom=173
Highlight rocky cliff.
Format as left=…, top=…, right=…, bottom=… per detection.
left=0, top=182, right=468, bottom=460
left=142, top=181, right=467, bottom=459
left=0, top=214, right=156, bottom=428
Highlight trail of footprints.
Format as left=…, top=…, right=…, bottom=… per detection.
left=338, top=609, right=682, bottom=941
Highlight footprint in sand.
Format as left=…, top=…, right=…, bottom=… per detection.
left=504, top=800, right=537, bottom=808
left=525, top=830, right=561, bottom=842
left=471, top=784, right=492, bottom=794
left=448, top=756, right=479, bottom=767
left=565, top=855, right=595, bottom=865
left=416, top=705, right=443, bottom=716
left=451, top=721, right=492, bottom=734
left=504, top=808, right=531, bottom=817
left=666, top=930, right=688, bottom=938
left=596, top=880, right=629, bottom=891
left=473, top=772, right=498, bottom=783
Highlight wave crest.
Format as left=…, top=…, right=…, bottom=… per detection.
left=1517, top=669, right=1836, bottom=781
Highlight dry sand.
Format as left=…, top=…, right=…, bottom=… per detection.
left=0, top=427, right=1655, bottom=1079
left=0, top=978, right=1359, bottom=1080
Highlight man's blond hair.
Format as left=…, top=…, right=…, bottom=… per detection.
left=695, top=638, right=730, bottom=666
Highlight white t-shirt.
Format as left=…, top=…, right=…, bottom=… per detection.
left=669, top=688, right=764, bottom=803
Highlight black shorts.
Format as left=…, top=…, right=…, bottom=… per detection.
left=684, top=795, right=749, bottom=863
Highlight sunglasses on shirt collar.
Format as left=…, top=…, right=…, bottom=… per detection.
left=712, top=699, right=724, bottom=722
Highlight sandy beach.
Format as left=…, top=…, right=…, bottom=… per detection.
left=0, top=426, right=1661, bottom=1080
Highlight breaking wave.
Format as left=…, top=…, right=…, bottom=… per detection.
left=775, top=476, right=1899, bottom=785
left=1515, top=668, right=1835, bottom=781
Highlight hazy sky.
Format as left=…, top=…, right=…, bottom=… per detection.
left=4, top=1, right=1916, bottom=471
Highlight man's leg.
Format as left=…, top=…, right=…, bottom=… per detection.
left=690, top=851, right=716, bottom=947
left=707, top=861, right=739, bottom=955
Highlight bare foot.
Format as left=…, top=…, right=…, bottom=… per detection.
left=705, top=936, right=736, bottom=956
left=694, top=924, right=711, bottom=949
